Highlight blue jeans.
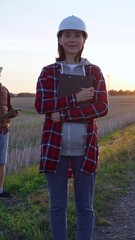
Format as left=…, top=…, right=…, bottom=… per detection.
left=0, top=132, right=9, bottom=165
left=46, top=156, right=96, bottom=240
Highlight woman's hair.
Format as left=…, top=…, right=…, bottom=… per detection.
left=55, top=31, right=87, bottom=62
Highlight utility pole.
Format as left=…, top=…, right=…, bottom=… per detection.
left=0, top=67, right=3, bottom=75
left=107, top=74, right=110, bottom=93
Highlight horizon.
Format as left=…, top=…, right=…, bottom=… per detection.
left=10, top=89, right=135, bottom=95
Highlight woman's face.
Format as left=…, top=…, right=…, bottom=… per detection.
left=59, top=30, right=85, bottom=57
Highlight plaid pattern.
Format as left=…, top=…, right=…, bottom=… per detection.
left=35, top=63, right=108, bottom=176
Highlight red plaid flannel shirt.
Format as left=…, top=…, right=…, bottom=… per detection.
left=35, top=63, right=108, bottom=176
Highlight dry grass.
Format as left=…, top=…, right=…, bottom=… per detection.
left=97, top=96, right=135, bottom=136
left=7, top=96, right=135, bottom=174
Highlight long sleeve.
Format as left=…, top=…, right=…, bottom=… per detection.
left=35, top=65, right=78, bottom=114
left=60, top=65, right=108, bottom=122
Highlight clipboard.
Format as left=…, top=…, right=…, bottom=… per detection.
left=57, top=74, right=94, bottom=107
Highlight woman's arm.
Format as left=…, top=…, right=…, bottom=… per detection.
left=59, top=66, right=108, bottom=122
left=35, top=67, right=79, bottom=114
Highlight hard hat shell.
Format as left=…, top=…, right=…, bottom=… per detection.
left=57, top=15, right=88, bottom=38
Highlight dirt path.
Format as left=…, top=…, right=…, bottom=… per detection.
left=93, top=174, right=135, bottom=240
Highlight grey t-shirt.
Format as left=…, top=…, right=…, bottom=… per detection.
left=59, top=60, right=89, bottom=156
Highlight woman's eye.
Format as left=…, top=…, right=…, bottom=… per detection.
left=65, top=34, right=70, bottom=38
left=75, top=34, right=81, bottom=38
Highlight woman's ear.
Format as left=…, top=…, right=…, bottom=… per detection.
left=83, top=38, right=86, bottom=45
left=58, top=37, right=63, bottom=46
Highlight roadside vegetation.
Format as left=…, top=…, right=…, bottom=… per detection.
left=0, top=124, right=135, bottom=240
left=0, top=96, right=135, bottom=239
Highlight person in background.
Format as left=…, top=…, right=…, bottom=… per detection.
left=35, top=15, right=108, bottom=240
left=0, top=67, right=21, bottom=198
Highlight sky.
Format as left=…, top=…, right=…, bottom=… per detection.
left=0, top=0, right=135, bottom=93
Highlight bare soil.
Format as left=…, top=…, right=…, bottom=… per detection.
left=93, top=173, right=135, bottom=240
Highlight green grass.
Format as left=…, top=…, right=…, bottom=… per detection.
left=94, top=125, right=135, bottom=225
left=0, top=124, right=135, bottom=239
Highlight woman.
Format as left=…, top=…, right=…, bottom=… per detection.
left=35, top=15, right=108, bottom=240
left=0, top=67, right=21, bottom=198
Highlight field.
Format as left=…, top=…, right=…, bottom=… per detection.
left=1, top=96, right=135, bottom=240
left=8, top=96, right=135, bottom=174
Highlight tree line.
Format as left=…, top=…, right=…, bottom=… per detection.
left=108, top=90, right=135, bottom=96
left=10, top=90, right=135, bottom=98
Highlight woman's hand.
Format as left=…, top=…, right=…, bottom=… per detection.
left=51, top=88, right=96, bottom=122
left=11, top=109, right=21, bottom=118
left=1, top=109, right=21, bottom=119
left=76, top=87, right=95, bottom=103
left=51, top=112, right=61, bottom=123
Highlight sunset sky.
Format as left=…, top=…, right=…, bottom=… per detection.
left=0, top=0, right=135, bottom=93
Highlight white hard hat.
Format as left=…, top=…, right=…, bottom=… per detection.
left=57, top=15, right=88, bottom=38
left=0, top=67, right=3, bottom=74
